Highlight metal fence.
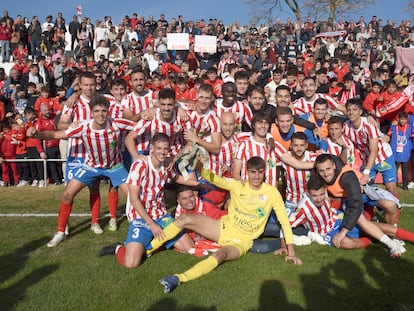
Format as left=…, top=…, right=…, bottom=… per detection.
left=3, top=158, right=66, bottom=187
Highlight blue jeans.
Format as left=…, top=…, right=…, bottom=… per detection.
left=30, top=39, right=40, bottom=59
left=0, top=40, right=10, bottom=62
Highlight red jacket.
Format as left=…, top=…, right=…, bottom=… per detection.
left=34, top=116, right=59, bottom=148
left=0, top=25, right=11, bottom=41
left=0, top=130, right=18, bottom=158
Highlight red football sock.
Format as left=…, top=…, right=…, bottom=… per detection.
left=395, top=228, right=414, bottom=242
left=358, top=237, right=372, bottom=248
left=90, top=193, right=101, bottom=224
left=116, top=245, right=125, bottom=266
left=363, top=205, right=376, bottom=220
left=57, top=201, right=72, bottom=232
left=107, top=191, right=119, bottom=219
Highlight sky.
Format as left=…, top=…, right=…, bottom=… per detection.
left=1, top=0, right=412, bottom=26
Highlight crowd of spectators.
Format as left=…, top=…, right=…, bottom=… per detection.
left=0, top=9, right=414, bottom=188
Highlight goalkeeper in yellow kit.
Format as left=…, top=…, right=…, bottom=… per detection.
left=150, top=156, right=302, bottom=293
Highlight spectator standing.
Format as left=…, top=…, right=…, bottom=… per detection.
left=34, top=103, right=63, bottom=185
left=0, top=19, right=11, bottom=63
left=28, top=17, right=42, bottom=60
left=386, top=111, right=412, bottom=190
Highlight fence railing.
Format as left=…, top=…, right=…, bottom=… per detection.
left=3, top=158, right=66, bottom=187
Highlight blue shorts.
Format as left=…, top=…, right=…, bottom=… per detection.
left=285, top=200, right=298, bottom=217
left=367, top=155, right=397, bottom=184
left=341, top=195, right=376, bottom=212
left=324, top=211, right=360, bottom=246
left=72, top=163, right=128, bottom=187
left=66, top=156, right=85, bottom=183
left=125, top=214, right=184, bottom=249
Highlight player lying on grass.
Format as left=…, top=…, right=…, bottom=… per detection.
left=146, top=155, right=302, bottom=293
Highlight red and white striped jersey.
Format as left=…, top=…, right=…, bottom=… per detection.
left=235, top=136, right=286, bottom=187
left=215, top=98, right=253, bottom=132
left=282, top=150, right=318, bottom=203
left=188, top=109, right=220, bottom=138
left=105, top=94, right=129, bottom=151
left=290, top=193, right=337, bottom=236
left=209, top=132, right=251, bottom=176
left=132, top=109, right=192, bottom=156
left=218, top=58, right=235, bottom=76
left=326, top=137, right=357, bottom=169
left=121, top=90, right=154, bottom=115
left=61, top=95, right=92, bottom=158
left=105, top=94, right=125, bottom=119
left=65, top=118, right=135, bottom=168
left=343, top=117, right=392, bottom=165
left=125, top=156, right=175, bottom=221
left=292, top=94, right=339, bottom=116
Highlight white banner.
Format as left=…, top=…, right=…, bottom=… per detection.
left=167, top=33, right=189, bottom=50
left=194, top=35, right=217, bottom=53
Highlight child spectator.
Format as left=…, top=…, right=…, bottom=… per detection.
left=387, top=111, right=413, bottom=190
left=15, top=87, right=28, bottom=115
left=0, top=120, right=20, bottom=186
left=362, top=81, right=382, bottom=117
left=377, top=80, right=401, bottom=133
left=34, top=86, right=62, bottom=116
left=14, top=114, right=30, bottom=187
left=26, top=82, right=40, bottom=108
left=24, top=107, right=45, bottom=187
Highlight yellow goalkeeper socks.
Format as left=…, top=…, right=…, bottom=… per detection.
left=177, top=256, right=219, bottom=282
left=147, top=222, right=182, bottom=254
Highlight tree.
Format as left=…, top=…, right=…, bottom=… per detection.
left=306, top=0, right=376, bottom=22
left=405, top=1, right=414, bottom=22
left=244, top=0, right=302, bottom=22
left=245, top=0, right=376, bottom=23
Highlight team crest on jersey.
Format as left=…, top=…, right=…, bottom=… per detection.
left=160, top=216, right=173, bottom=227
left=256, top=207, right=265, bottom=218
left=110, top=140, right=118, bottom=150
left=266, top=157, right=276, bottom=169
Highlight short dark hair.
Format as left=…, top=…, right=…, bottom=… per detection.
left=314, top=153, right=336, bottom=168
left=345, top=98, right=363, bottom=110
left=291, top=132, right=307, bottom=142
left=276, top=106, right=293, bottom=119
left=314, top=98, right=328, bottom=108
left=327, top=116, right=344, bottom=126
left=89, top=95, right=110, bottom=110
left=251, top=111, right=272, bottom=131
left=247, top=156, right=265, bottom=170
left=198, top=83, right=214, bottom=95
left=306, top=174, right=326, bottom=191
left=158, top=87, right=176, bottom=100
left=234, top=70, right=249, bottom=81
left=110, top=78, right=127, bottom=89
left=276, top=84, right=291, bottom=93
left=151, top=132, right=169, bottom=145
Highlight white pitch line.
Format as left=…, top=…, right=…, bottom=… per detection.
left=0, top=213, right=126, bottom=217
left=0, top=204, right=413, bottom=217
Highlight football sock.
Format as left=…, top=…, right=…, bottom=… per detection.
left=57, top=201, right=72, bottom=232
left=358, top=237, right=372, bottom=248
left=395, top=228, right=414, bottom=242
left=90, top=193, right=101, bottom=224
left=176, top=256, right=219, bottom=282
left=116, top=245, right=125, bottom=266
left=394, top=209, right=401, bottom=226
left=108, top=191, right=118, bottom=219
left=380, top=235, right=394, bottom=248
left=148, top=222, right=182, bottom=254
